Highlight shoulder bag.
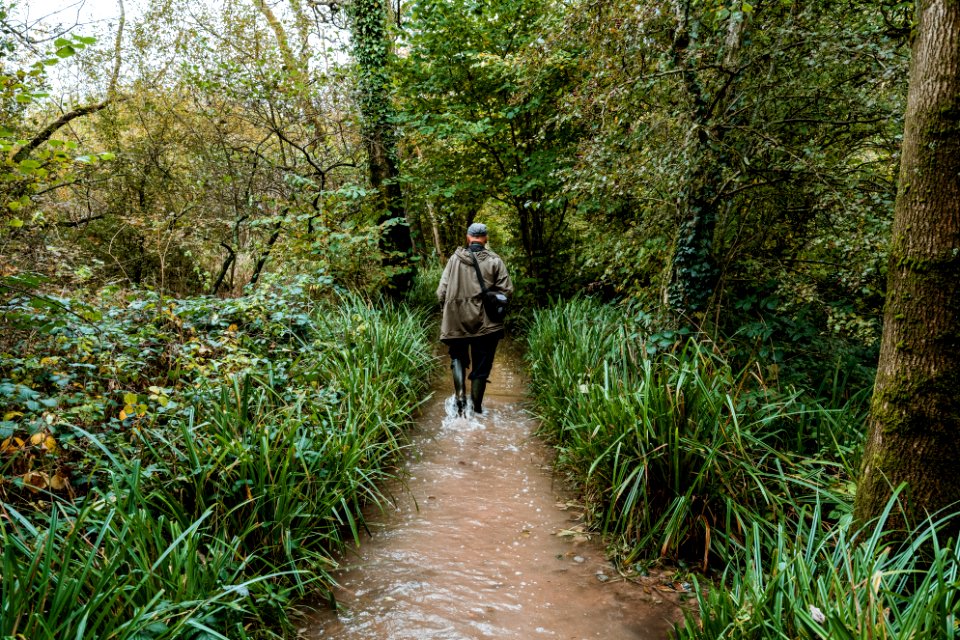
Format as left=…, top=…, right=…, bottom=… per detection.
left=469, top=251, right=509, bottom=323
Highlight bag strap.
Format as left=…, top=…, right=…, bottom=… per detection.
left=468, top=250, right=489, bottom=295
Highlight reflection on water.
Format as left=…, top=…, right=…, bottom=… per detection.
left=306, top=350, right=681, bottom=639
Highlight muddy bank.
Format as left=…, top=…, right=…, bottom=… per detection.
left=306, top=349, right=684, bottom=639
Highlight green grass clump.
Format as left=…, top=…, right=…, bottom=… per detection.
left=0, top=289, right=435, bottom=638
left=1, top=496, right=257, bottom=639
left=526, top=298, right=959, bottom=638
left=678, top=501, right=960, bottom=639
left=404, top=256, right=445, bottom=312
left=526, top=297, right=862, bottom=566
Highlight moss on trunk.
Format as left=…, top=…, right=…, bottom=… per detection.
left=854, top=0, right=960, bottom=534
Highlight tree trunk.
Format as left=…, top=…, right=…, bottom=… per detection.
left=665, top=12, right=720, bottom=321
left=211, top=242, right=236, bottom=295
left=854, top=0, right=960, bottom=533
left=249, top=221, right=284, bottom=286
left=348, top=0, right=415, bottom=297
left=667, top=168, right=719, bottom=317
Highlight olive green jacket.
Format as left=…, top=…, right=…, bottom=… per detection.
left=437, top=246, right=513, bottom=341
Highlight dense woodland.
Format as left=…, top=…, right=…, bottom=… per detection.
left=2, top=0, right=959, bottom=637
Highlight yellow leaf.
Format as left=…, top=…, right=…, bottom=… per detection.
left=3, top=411, right=23, bottom=420
left=119, top=409, right=128, bottom=421
left=44, top=436, right=57, bottom=453
left=30, top=432, right=45, bottom=446
left=227, top=323, right=238, bottom=332
left=0, top=438, right=12, bottom=453
left=123, top=393, right=137, bottom=406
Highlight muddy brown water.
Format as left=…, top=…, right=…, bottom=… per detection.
left=306, top=349, right=684, bottom=639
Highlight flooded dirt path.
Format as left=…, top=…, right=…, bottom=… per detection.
left=307, top=348, right=683, bottom=639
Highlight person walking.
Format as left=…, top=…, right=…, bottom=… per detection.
left=437, top=222, right=514, bottom=416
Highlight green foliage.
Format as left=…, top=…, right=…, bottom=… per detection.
left=397, top=0, right=580, bottom=300
left=0, top=277, right=435, bottom=637
left=1, top=0, right=398, bottom=298
left=527, top=297, right=960, bottom=639
left=677, top=501, right=960, bottom=640
left=404, top=254, right=445, bottom=312
left=544, top=0, right=904, bottom=331
left=0, top=25, right=104, bottom=232
left=526, top=298, right=866, bottom=565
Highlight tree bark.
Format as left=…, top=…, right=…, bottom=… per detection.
left=665, top=11, right=720, bottom=320
left=855, top=0, right=960, bottom=532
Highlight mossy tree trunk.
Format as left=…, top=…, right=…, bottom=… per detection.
left=665, top=8, right=739, bottom=322
left=854, top=0, right=960, bottom=532
left=348, top=0, right=415, bottom=296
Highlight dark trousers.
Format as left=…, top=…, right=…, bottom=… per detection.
left=444, top=331, right=503, bottom=380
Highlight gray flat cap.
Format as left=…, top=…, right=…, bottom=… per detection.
left=467, top=222, right=488, bottom=237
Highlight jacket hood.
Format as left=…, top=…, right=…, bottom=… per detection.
left=454, top=246, right=493, bottom=265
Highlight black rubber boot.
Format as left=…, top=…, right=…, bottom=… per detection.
left=452, top=359, right=467, bottom=416
left=470, top=378, right=487, bottom=414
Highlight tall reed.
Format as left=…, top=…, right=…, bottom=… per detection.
left=527, top=298, right=958, bottom=638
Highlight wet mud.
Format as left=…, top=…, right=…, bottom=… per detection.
left=306, top=349, right=684, bottom=639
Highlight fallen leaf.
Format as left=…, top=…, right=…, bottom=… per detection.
left=50, top=472, right=69, bottom=490
left=23, top=471, right=48, bottom=492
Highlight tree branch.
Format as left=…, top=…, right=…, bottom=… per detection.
left=109, top=0, right=125, bottom=96
left=11, top=99, right=116, bottom=164
left=56, top=214, right=104, bottom=228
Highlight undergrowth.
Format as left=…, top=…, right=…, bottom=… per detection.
left=526, top=297, right=959, bottom=639
left=0, top=274, right=435, bottom=639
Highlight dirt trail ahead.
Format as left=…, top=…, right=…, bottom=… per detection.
left=307, top=348, right=683, bottom=639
